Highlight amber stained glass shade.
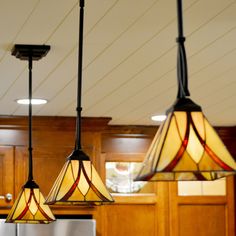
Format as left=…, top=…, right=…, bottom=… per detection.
left=6, top=183, right=55, bottom=224
left=45, top=159, right=114, bottom=205
left=135, top=111, right=236, bottom=181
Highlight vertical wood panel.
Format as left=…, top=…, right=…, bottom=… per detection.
left=179, top=205, right=226, bottom=236
left=14, top=146, right=27, bottom=195
left=104, top=204, right=156, bottom=236
left=102, top=134, right=153, bottom=153
left=169, top=177, right=235, bottom=236
left=0, top=146, right=14, bottom=207
left=226, top=177, right=235, bottom=235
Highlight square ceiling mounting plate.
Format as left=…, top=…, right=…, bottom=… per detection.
left=11, top=44, right=50, bottom=61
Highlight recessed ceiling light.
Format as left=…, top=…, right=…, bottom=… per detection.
left=16, top=98, right=48, bottom=105
left=151, top=115, right=167, bottom=122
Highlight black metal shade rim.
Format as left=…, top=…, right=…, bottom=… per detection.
left=6, top=219, right=54, bottom=224
left=46, top=199, right=114, bottom=205
left=166, top=98, right=202, bottom=114
left=24, top=179, right=39, bottom=189
left=67, top=149, right=90, bottom=161
left=134, top=170, right=236, bottom=182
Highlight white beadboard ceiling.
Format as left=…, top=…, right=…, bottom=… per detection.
left=0, top=0, right=236, bottom=126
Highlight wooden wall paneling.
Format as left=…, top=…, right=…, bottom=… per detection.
left=82, top=132, right=99, bottom=165
left=235, top=176, right=236, bottom=233
left=103, top=204, right=157, bottom=236
left=93, top=132, right=103, bottom=172
left=90, top=206, right=102, bottom=236
left=156, top=182, right=170, bottom=236
left=178, top=204, right=226, bottom=236
left=0, top=129, right=27, bottom=146
left=225, top=177, right=235, bottom=235
left=0, top=146, right=14, bottom=208
left=14, top=146, right=27, bottom=196
left=32, top=146, right=73, bottom=196
left=101, top=134, right=154, bottom=154
left=14, top=146, right=75, bottom=197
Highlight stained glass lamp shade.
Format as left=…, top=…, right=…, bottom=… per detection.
left=46, top=150, right=113, bottom=205
left=6, top=45, right=55, bottom=223
left=135, top=98, right=236, bottom=181
left=6, top=180, right=55, bottom=223
left=135, top=0, right=236, bottom=181
left=45, top=0, right=113, bottom=205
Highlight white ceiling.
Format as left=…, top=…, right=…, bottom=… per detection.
left=0, top=0, right=236, bottom=126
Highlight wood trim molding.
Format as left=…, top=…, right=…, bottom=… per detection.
left=0, top=115, right=235, bottom=136
left=0, top=116, right=111, bottom=131
left=104, top=152, right=146, bottom=162
left=112, top=193, right=157, bottom=204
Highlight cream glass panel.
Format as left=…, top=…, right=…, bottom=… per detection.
left=56, top=162, right=74, bottom=200
left=187, top=125, right=204, bottom=163
left=158, top=115, right=182, bottom=170
left=178, top=181, right=202, bottom=195
left=178, top=178, right=226, bottom=196
left=191, top=112, right=205, bottom=140
left=91, top=164, right=113, bottom=200
left=202, top=178, right=226, bottom=195
left=29, top=189, right=38, bottom=215
left=78, top=167, right=90, bottom=195
left=174, top=112, right=187, bottom=140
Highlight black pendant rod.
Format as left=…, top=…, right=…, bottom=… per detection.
left=11, top=44, right=50, bottom=183
left=75, top=0, right=84, bottom=150
left=28, top=54, right=33, bottom=181
left=176, top=0, right=190, bottom=98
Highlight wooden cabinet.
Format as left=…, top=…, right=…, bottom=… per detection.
left=0, top=146, right=14, bottom=208
left=169, top=177, right=235, bottom=236
left=103, top=204, right=157, bottom=236
left=14, top=146, right=74, bottom=196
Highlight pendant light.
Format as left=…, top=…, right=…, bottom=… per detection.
left=6, top=45, right=55, bottom=223
left=45, top=0, right=114, bottom=205
left=135, top=0, right=236, bottom=181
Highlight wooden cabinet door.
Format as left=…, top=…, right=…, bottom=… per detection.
left=15, top=144, right=96, bottom=194
left=14, top=146, right=73, bottom=196
left=169, top=177, right=235, bottom=236
left=0, top=146, right=14, bottom=207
